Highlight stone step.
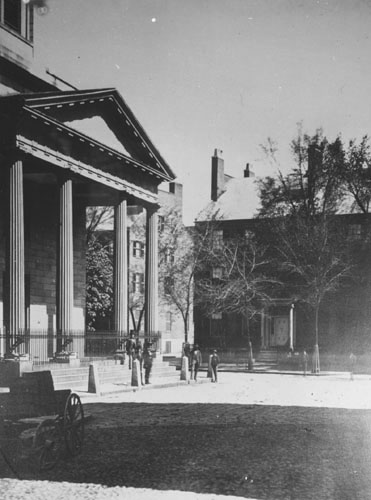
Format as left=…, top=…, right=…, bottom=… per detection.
left=45, top=358, right=179, bottom=390
left=256, top=350, right=278, bottom=362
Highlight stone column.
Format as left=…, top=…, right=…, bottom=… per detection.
left=145, top=207, right=158, bottom=336
left=58, top=179, right=74, bottom=340
left=114, top=198, right=128, bottom=335
left=9, top=161, right=25, bottom=344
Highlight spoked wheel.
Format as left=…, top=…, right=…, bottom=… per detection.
left=34, top=418, right=63, bottom=471
left=64, top=393, right=84, bottom=456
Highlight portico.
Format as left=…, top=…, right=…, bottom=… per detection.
left=0, top=88, right=175, bottom=361
left=260, top=300, right=296, bottom=351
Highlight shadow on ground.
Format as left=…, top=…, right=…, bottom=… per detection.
left=2, top=402, right=371, bottom=500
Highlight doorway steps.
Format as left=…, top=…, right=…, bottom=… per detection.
left=256, top=349, right=279, bottom=364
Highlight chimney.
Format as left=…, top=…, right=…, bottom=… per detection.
left=307, top=144, right=323, bottom=174
left=244, top=163, right=255, bottom=178
left=169, top=182, right=183, bottom=207
left=211, top=149, right=225, bottom=201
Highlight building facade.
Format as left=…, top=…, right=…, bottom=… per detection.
left=194, top=149, right=371, bottom=355
left=0, top=1, right=175, bottom=362
left=127, top=181, right=194, bottom=354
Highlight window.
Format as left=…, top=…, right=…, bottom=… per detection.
left=348, top=224, right=362, bottom=240
left=165, top=312, right=172, bottom=332
left=212, top=229, right=223, bottom=250
left=158, top=215, right=165, bottom=233
left=132, top=273, right=144, bottom=294
left=133, top=241, right=144, bottom=258
left=164, top=248, right=175, bottom=265
left=0, top=0, right=33, bottom=41
left=164, top=276, right=174, bottom=295
left=245, top=229, right=254, bottom=242
left=3, top=0, right=21, bottom=32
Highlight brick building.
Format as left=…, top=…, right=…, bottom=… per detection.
left=0, top=1, right=175, bottom=362
left=194, top=149, right=371, bottom=356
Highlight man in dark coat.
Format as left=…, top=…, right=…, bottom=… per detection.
left=210, top=349, right=220, bottom=382
left=143, top=341, right=153, bottom=384
left=191, top=344, right=202, bottom=381
left=125, top=332, right=136, bottom=370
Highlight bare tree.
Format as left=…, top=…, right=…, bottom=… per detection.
left=86, top=206, right=113, bottom=243
left=272, top=215, right=352, bottom=370
left=258, top=128, right=353, bottom=372
left=340, top=136, right=371, bottom=213
left=159, top=207, right=220, bottom=343
left=197, top=230, right=279, bottom=370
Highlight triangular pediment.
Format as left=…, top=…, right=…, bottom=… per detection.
left=64, top=115, right=131, bottom=157
left=19, top=88, right=175, bottom=182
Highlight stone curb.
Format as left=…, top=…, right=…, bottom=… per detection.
left=77, top=376, right=211, bottom=400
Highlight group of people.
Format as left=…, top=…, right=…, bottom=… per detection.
left=124, top=332, right=153, bottom=384
left=183, top=343, right=220, bottom=382
left=121, top=335, right=221, bottom=385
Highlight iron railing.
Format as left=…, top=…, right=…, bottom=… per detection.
left=0, top=330, right=162, bottom=364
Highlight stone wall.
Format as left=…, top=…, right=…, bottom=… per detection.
left=0, top=180, right=87, bottom=333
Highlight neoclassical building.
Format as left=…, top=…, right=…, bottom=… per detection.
left=0, top=3, right=175, bottom=362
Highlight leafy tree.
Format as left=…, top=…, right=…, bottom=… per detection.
left=86, top=236, right=113, bottom=331
left=85, top=207, right=114, bottom=331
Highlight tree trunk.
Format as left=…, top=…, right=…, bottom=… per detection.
left=312, top=304, right=320, bottom=374
left=247, top=340, right=254, bottom=371
left=184, top=315, right=188, bottom=343
left=246, top=313, right=254, bottom=371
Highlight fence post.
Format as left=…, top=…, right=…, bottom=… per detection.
left=88, top=363, right=101, bottom=395
left=131, top=358, right=142, bottom=389
left=180, top=355, right=190, bottom=382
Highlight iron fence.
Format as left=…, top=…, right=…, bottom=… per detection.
left=0, top=330, right=162, bottom=364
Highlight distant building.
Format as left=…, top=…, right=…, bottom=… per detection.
left=127, top=181, right=194, bottom=354
left=194, top=149, right=371, bottom=355
left=0, top=2, right=175, bottom=361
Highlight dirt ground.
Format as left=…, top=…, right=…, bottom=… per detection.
left=2, top=373, right=371, bottom=499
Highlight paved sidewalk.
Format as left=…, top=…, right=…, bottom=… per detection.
left=80, top=370, right=371, bottom=409
left=0, top=479, right=252, bottom=500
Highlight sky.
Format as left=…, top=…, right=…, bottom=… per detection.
left=32, top=0, right=371, bottom=224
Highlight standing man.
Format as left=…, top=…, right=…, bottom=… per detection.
left=125, top=331, right=136, bottom=370
left=191, top=344, right=202, bottom=382
left=135, top=338, right=144, bottom=385
left=143, top=341, right=153, bottom=384
left=210, top=349, right=220, bottom=383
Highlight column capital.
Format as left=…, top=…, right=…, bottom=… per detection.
left=145, top=203, right=161, bottom=216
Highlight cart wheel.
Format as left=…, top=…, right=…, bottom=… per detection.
left=34, top=419, right=63, bottom=471
left=64, top=393, right=84, bottom=456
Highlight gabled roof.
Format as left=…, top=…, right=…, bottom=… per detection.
left=196, top=174, right=366, bottom=223
left=2, top=88, right=175, bottom=182
left=196, top=176, right=262, bottom=222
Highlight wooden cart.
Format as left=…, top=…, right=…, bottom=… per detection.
left=0, top=370, right=84, bottom=472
